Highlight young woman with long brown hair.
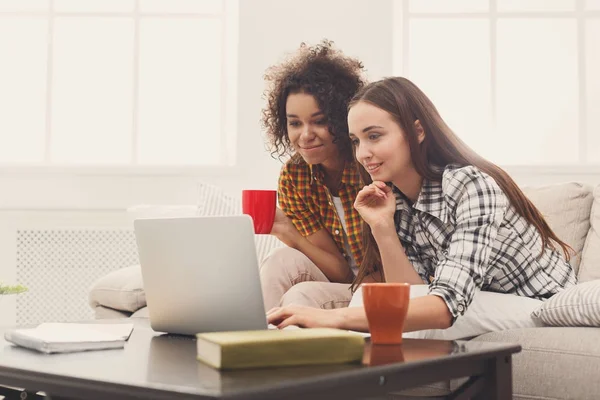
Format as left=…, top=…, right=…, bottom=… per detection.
left=267, top=77, right=575, bottom=334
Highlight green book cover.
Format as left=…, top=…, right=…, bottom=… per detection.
left=196, top=328, right=365, bottom=370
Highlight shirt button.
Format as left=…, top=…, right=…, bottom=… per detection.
left=457, top=304, right=465, bottom=313
left=334, top=229, right=340, bottom=235
left=328, top=201, right=333, bottom=206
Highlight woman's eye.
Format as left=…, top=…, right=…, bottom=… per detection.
left=315, top=119, right=327, bottom=125
left=350, top=138, right=359, bottom=146
left=368, top=133, right=380, bottom=140
left=288, top=121, right=300, bottom=127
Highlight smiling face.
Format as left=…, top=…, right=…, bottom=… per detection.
left=286, top=92, right=341, bottom=167
left=348, top=101, right=416, bottom=183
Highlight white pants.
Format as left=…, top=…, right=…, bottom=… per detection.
left=349, top=284, right=544, bottom=340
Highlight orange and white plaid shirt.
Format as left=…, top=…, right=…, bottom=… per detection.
left=278, top=158, right=364, bottom=268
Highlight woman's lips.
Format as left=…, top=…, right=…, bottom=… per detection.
left=300, top=145, right=323, bottom=151
left=365, top=163, right=382, bottom=173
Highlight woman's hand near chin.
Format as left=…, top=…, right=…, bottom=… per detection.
left=353, top=181, right=396, bottom=229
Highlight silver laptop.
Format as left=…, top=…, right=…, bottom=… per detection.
left=134, top=215, right=268, bottom=335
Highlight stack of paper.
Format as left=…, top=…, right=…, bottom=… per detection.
left=4, top=323, right=134, bottom=354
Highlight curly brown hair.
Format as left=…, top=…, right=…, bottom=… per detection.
left=262, top=40, right=366, bottom=162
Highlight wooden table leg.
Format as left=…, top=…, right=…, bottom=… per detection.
left=476, top=354, right=513, bottom=400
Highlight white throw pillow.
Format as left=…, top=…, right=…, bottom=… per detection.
left=531, top=280, right=600, bottom=327
left=521, top=182, right=594, bottom=275
left=349, top=285, right=544, bottom=340
left=88, top=265, right=146, bottom=312
left=579, top=186, right=600, bottom=282
left=127, top=183, right=240, bottom=226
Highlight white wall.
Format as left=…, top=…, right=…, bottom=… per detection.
left=0, top=0, right=394, bottom=211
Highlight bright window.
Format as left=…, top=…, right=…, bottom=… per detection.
left=0, top=0, right=238, bottom=166
left=394, top=0, right=600, bottom=165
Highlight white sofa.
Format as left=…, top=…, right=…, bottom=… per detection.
left=89, top=182, right=600, bottom=400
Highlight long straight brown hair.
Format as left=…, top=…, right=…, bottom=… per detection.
left=350, top=77, right=572, bottom=291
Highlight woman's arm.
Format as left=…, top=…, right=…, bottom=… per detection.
left=353, top=182, right=423, bottom=284
left=274, top=166, right=354, bottom=283
left=339, top=295, right=451, bottom=331
left=273, top=214, right=353, bottom=283
left=370, top=222, right=424, bottom=284
left=268, top=294, right=452, bottom=331
left=427, top=168, right=508, bottom=322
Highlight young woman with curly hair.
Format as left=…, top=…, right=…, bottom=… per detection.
left=260, top=40, right=381, bottom=312
left=267, top=77, right=575, bottom=338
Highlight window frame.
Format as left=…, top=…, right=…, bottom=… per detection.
left=0, top=0, right=239, bottom=172
left=393, top=0, right=600, bottom=169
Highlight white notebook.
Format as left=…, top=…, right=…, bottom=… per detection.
left=4, top=323, right=134, bottom=354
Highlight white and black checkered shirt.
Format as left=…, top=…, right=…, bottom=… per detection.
left=393, top=165, right=576, bottom=321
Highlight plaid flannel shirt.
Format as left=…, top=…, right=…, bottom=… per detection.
left=278, top=159, right=364, bottom=270
left=393, top=165, right=576, bottom=322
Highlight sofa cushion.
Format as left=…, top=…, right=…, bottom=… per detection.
left=88, top=265, right=146, bottom=312
left=579, top=185, right=600, bottom=282
left=473, top=327, right=600, bottom=400
left=522, top=183, right=594, bottom=275
left=531, top=280, right=600, bottom=327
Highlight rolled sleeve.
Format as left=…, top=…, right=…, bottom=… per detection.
left=278, top=166, right=322, bottom=237
left=428, top=169, right=508, bottom=322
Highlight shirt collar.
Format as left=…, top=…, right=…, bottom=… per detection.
left=393, top=178, right=448, bottom=224
left=309, top=161, right=360, bottom=187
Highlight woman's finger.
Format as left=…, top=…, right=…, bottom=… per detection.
left=356, top=187, right=376, bottom=202
left=267, top=308, right=288, bottom=325
left=368, top=183, right=384, bottom=194
left=266, top=307, right=280, bottom=316
left=358, top=185, right=374, bottom=195
left=381, top=184, right=393, bottom=194
left=268, top=305, right=301, bottom=319
left=371, top=181, right=392, bottom=195
left=278, top=314, right=299, bottom=330
left=366, top=186, right=386, bottom=200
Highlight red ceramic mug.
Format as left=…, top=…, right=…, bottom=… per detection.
left=362, top=283, right=410, bottom=345
left=242, top=190, right=277, bottom=234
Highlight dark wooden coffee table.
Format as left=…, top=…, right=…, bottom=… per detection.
left=0, top=319, right=520, bottom=400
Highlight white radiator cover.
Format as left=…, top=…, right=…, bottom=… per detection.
left=16, top=229, right=139, bottom=325
left=13, top=227, right=283, bottom=325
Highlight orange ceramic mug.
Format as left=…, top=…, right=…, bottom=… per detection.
left=362, top=283, right=410, bottom=345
